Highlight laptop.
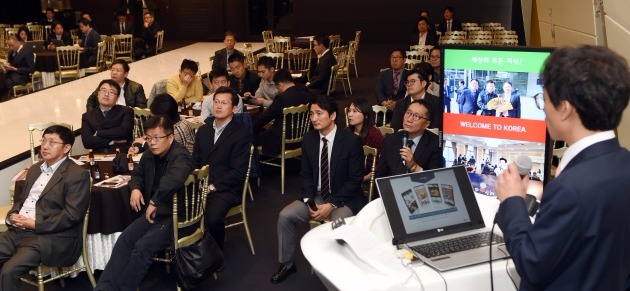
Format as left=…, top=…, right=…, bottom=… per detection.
left=24, top=40, right=46, bottom=52
left=376, top=165, right=510, bottom=271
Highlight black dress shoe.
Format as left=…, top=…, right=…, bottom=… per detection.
left=270, top=263, right=297, bottom=283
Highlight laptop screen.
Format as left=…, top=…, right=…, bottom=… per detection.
left=441, top=45, right=554, bottom=198
left=377, top=165, right=485, bottom=244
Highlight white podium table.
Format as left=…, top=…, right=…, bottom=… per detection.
left=301, top=194, right=521, bottom=291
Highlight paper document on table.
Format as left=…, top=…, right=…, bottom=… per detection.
left=69, top=156, right=85, bottom=165
left=330, top=224, right=413, bottom=283
left=94, top=175, right=131, bottom=188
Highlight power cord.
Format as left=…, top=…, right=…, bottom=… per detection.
left=489, top=221, right=497, bottom=291
left=498, top=247, right=518, bottom=290
left=404, top=243, right=446, bottom=291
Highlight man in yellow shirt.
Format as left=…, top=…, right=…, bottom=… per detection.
left=166, top=59, right=203, bottom=104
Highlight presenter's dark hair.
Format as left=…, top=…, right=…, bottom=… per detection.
left=180, top=59, right=198, bottom=73
left=542, top=45, right=630, bottom=131
left=311, top=96, right=338, bottom=116
left=43, top=125, right=75, bottom=146
left=145, top=115, right=174, bottom=136
left=150, top=94, right=180, bottom=123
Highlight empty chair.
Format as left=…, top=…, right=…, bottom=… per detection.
left=333, top=45, right=352, bottom=96
left=111, top=34, right=133, bottom=62
left=445, top=31, right=467, bottom=38
left=256, top=52, right=284, bottom=69
left=286, top=48, right=311, bottom=79
left=372, top=105, right=388, bottom=127
left=27, top=25, right=44, bottom=41
left=262, top=30, right=273, bottom=51
left=327, top=64, right=340, bottom=96
left=132, top=107, right=152, bottom=138
left=461, top=22, right=479, bottom=28
left=409, top=44, right=433, bottom=53
left=328, top=34, right=341, bottom=50
left=84, top=41, right=107, bottom=75
left=54, top=45, right=81, bottom=84
left=493, top=39, right=518, bottom=46
left=481, top=22, right=503, bottom=30
left=466, top=39, right=492, bottom=45
left=406, top=50, right=429, bottom=62
left=269, top=36, right=291, bottom=53
left=225, top=145, right=256, bottom=254
left=439, top=38, right=465, bottom=45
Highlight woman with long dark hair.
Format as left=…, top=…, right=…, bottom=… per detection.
left=346, top=98, right=383, bottom=181
left=17, top=26, right=31, bottom=42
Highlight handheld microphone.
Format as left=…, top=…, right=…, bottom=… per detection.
left=513, top=155, right=539, bottom=216
left=401, top=131, right=409, bottom=166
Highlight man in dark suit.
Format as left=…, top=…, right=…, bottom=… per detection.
left=192, top=86, right=251, bottom=250
left=78, top=18, right=101, bottom=66
left=81, top=79, right=134, bottom=153
left=86, top=59, right=147, bottom=110
left=496, top=45, right=630, bottom=291
left=410, top=17, right=439, bottom=47
left=134, top=11, right=161, bottom=60
left=438, top=6, right=463, bottom=34
left=0, top=125, right=90, bottom=290
left=212, top=31, right=243, bottom=72
left=500, top=81, right=521, bottom=118
left=0, top=35, right=35, bottom=100
left=456, top=80, right=477, bottom=114
left=376, top=100, right=443, bottom=178
left=271, top=96, right=365, bottom=283
left=228, top=53, right=260, bottom=97
left=111, top=11, right=135, bottom=35
left=254, top=69, right=314, bottom=157
left=307, top=35, right=337, bottom=95
left=443, top=78, right=452, bottom=113
left=95, top=116, right=194, bottom=291
left=390, top=69, right=442, bottom=131
left=45, top=21, right=72, bottom=50
left=375, top=48, right=409, bottom=122
left=40, top=8, right=56, bottom=26
left=477, top=80, right=498, bottom=116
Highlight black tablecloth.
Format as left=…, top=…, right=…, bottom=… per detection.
left=34, top=50, right=91, bottom=73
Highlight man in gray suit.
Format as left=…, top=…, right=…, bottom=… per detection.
left=0, top=125, right=90, bottom=290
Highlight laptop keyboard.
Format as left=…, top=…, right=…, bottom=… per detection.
left=411, top=232, right=504, bottom=258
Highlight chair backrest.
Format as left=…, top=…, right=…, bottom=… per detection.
left=426, top=127, right=439, bottom=136
left=111, top=34, right=133, bottom=61
left=226, top=144, right=254, bottom=220
left=90, top=41, right=107, bottom=71
left=55, top=45, right=81, bottom=72
left=363, top=145, right=378, bottom=202
left=378, top=126, right=394, bottom=136
left=261, top=30, right=273, bottom=43
left=463, top=26, right=482, bottom=33
left=466, top=39, right=492, bottom=45
left=328, top=34, right=341, bottom=49
left=354, top=31, right=361, bottom=49
left=256, top=52, right=284, bottom=69
left=404, top=58, right=421, bottom=70
left=155, top=30, right=164, bottom=54
left=327, top=64, right=340, bottom=96
left=28, top=122, right=73, bottom=164
left=409, top=44, right=433, bottom=53
left=372, top=105, right=388, bottom=127
left=439, top=38, right=465, bottom=45
left=493, top=39, right=518, bottom=46
left=405, top=50, right=428, bottom=62
left=104, top=36, right=115, bottom=64
left=148, top=78, right=168, bottom=106
left=173, top=165, right=209, bottom=250
left=462, top=22, right=479, bottom=28
left=269, top=36, right=291, bottom=53
left=287, top=48, right=311, bottom=78
left=242, top=47, right=256, bottom=70
left=132, top=107, right=152, bottom=138
left=445, top=31, right=467, bottom=38
left=332, top=45, right=348, bottom=67
left=28, top=25, right=44, bottom=41
left=280, top=104, right=311, bottom=151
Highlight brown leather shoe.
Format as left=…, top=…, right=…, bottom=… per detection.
left=270, top=264, right=297, bottom=284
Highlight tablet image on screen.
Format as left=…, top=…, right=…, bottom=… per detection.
left=441, top=184, right=455, bottom=206
left=427, top=183, right=443, bottom=204
left=413, top=184, right=432, bottom=210
left=401, top=189, right=419, bottom=214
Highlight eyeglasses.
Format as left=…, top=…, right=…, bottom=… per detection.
left=40, top=139, right=64, bottom=146
left=533, top=93, right=545, bottom=110
left=390, top=56, right=404, bottom=60
left=99, top=88, right=118, bottom=96
left=144, top=135, right=169, bottom=143
left=404, top=111, right=430, bottom=122
left=214, top=100, right=232, bottom=106
left=405, top=79, right=422, bottom=86
left=430, top=55, right=440, bottom=60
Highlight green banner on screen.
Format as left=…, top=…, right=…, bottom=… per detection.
left=444, top=49, right=550, bottom=72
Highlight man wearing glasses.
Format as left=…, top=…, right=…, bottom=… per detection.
left=390, top=69, right=442, bottom=132
left=96, top=115, right=194, bottom=290
left=375, top=49, right=409, bottom=123
left=85, top=59, right=147, bottom=111
left=193, top=86, right=251, bottom=252
left=200, top=68, right=244, bottom=122
left=376, top=99, right=442, bottom=178
left=0, top=125, right=90, bottom=291
left=306, top=34, right=337, bottom=95
left=81, top=79, right=134, bottom=153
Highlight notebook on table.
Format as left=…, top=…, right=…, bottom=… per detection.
left=24, top=40, right=46, bottom=52
left=376, top=165, right=510, bottom=271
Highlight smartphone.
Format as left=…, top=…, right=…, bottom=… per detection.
left=306, top=200, right=318, bottom=211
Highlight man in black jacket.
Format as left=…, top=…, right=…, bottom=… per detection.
left=134, top=11, right=161, bottom=60
left=78, top=18, right=100, bottom=66
left=86, top=59, right=147, bottom=110
left=228, top=53, right=260, bottom=97
left=390, top=69, right=442, bottom=131
left=212, top=31, right=243, bottom=72
left=307, top=35, right=337, bottom=95
left=0, top=35, right=35, bottom=100
left=95, top=116, right=194, bottom=291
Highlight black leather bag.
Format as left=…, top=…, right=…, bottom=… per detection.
left=111, top=152, right=128, bottom=174
left=172, top=231, right=224, bottom=289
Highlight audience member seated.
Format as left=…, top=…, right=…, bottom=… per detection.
left=375, top=48, right=408, bottom=122
left=78, top=18, right=101, bottom=66
left=347, top=98, right=384, bottom=181
left=17, top=26, right=31, bottom=43
left=0, top=35, right=35, bottom=101
left=40, top=8, right=56, bottom=26
left=253, top=68, right=314, bottom=157
left=306, top=35, right=337, bottom=95
left=416, top=62, right=439, bottom=96
left=129, top=93, right=196, bottom=154
left=134, top=11, right=161, bottom=60
left=200, top=68, right=244, bottom=121
left=228, top=53, right=260, bottom=97
left=212, top=31, right=243, bottom=72
left=271, top=96, right=365, bottom=284
left=376, top=99, right=443, bottom=178
left=166, top=59, right=203, bottom=104
left=438, top=6, right=463, bottom=35
left=247, top=56, right=278, bottom=108
left=192, top=86, right=252, bottom=251
left=81, top=13, right=96, bottom=31
left=429, top=46, right=442, bottom=82
left=111, top=10, right=134, bottom=35
left=95, top=116, right=194, bottom=291
left=46, top=21, right=72, bottom=50
left=390, top=69, right=442, bottom=131
left=86, top=59, right=147, bottom=110
left=419, top=10, right=436, bottom=32
left=0, top=125, right=90, bottom=291
left=81, top=79, right=134, bottom=153
left=410, top=17, right=438, bottom=47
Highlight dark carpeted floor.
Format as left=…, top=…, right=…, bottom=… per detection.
left=21, top=42, right=396, bottom=291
